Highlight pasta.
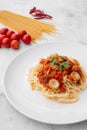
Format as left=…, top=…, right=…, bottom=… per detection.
left=28, top=53, right=87, bottom=104
left=0, top=10, right=56, bottom=41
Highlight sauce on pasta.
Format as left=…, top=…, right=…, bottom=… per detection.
left=28, top=53, right=87, bottom=103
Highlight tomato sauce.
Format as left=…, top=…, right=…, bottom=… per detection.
left=37, top=55, right=82, bottom=93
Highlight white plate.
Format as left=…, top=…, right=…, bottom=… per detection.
left=3, top=43, right=87, bottom=124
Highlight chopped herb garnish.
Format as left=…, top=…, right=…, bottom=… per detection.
left=50, top=58, right=58, bottom=67
left=59, top=64, right=63, bottom=71
left=59, top=61, right=70, bottom=71
left=50, top=57, right=70, bottom=71
left=50, top=57, right=55, bottom=62
left=62, top=61, right=70, bottom=69
left=58, top=55, right=64, bottom=58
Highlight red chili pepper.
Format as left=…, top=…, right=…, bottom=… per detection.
left=34, top=15, right=46, bottom=20
left=29, top=7, right=36, bottom=14
left=35, top=10, right=44, bottom=15
left=29, top=7, right=53, bottom=20
left=45, top=14, right=53, bottom=19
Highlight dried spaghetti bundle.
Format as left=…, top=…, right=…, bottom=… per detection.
left=0, top=10, right=56, bottom=41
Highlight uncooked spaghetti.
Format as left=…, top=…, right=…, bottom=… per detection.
left=0, top=10, right=56, bottom=41
left=28, top=53, right=87, bottom=104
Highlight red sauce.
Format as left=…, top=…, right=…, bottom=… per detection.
left=38, top=55, right=82, bottom=93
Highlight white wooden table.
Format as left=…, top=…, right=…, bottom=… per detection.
left=0, top=0, right=87, bottom=129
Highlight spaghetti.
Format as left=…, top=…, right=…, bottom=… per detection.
left=0, top=10, right=56, bottom=41
left=28, top=53, right=87, bottom=103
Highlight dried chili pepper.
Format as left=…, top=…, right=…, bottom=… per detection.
left=29, top=7, right=36, bottom=14
left=29, top=7, right=53, bottom=20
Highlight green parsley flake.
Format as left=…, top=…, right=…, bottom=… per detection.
left=59, top=61, right=70, bottom=71
left=58, top=55, right=64, bottom=58
left=50, top=58, right=58, bottom=67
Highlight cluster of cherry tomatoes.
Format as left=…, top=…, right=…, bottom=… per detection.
left=0, top=27, right=32, bottom=50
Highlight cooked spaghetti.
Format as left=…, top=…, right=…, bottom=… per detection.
left=28, top=53, right=87, bottom=103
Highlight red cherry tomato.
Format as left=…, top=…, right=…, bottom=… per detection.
left=6, top=30, right=15, bottom=38
left=10, top=40, right=20, bottom=50
left=0, top=28, right=9, bottom=35
left=18, top=30, right=27, bottom=38
left=0, top=43, right=1, bottom=48
left=0, top=35, right=7, bottom=48
left=2, top=38, right=10, bottom=48
left=10, top=33, right=20, bottom=41
left=0, top=35, right=7, bottom=41
left=22, top=34, right=31, bottom=44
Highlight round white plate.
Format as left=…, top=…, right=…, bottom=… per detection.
left=3, top=43, right=87, bottom=124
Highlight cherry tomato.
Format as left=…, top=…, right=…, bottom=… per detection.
left=0, top=28, right=9, bottom=35
left=0, top=38, right=2, bottom=48
left=0, top=35, right=7, bottom=48
left=22, top=34, right=31, bottom=44
left=10, top=33, right=20, bottom=41
left=18, top=30, right=27, bottom=38
left=2, top=38, right=10, bottom=48
left=10, top=40, right=20, bottom=50
left=0, top=43, right=1, bottom=48
left=0, top=35, right=7, bottom=42
left=6, top=30, right=15, bottom=38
